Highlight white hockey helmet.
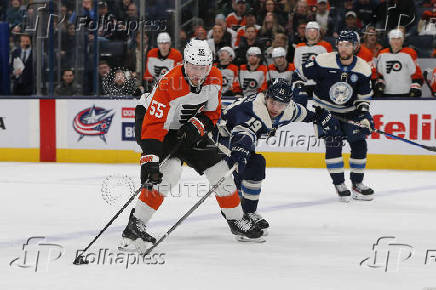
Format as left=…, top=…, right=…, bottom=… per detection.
left=184, top=39, right=213, bottom=66
left=157, top=32, right=171, bottom=44
left=388, top=29, right=404, bottom=40
left=272, top=47, right=286, bottom=58
left=218, top=46, right=235, bottom=60
left=305, top=21, right=320, bottom=31
left=246, top=46, right=262, bottom=58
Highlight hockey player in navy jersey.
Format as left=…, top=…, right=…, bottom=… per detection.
left=215, top=79, right=340, bottom=230
left=299, top=31, right=375, bottom=202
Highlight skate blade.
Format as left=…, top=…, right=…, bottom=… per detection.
left=234, top=235, right=266, bottom=243
left=118, top=237, right=151, bottom=254
left=352, top=191, right=374, bottom=201
left=338, top=195, right=352, bottom=203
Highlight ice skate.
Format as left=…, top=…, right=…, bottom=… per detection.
left=222, top=211, right=265, bottom=242
left=119, top=209, right=156, bottom=253
left=352, top=183, right=374, bottom=201
left=246, top=212, right=269, bottom=236
left=335, top=183, right=352, bottom=202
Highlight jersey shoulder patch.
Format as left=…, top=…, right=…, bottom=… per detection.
left=315, top=52, right=339, bottom=69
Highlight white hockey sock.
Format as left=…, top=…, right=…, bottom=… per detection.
left=221, top=205, right=243, bottom=220
left=133, top=199, right=156, bottom=225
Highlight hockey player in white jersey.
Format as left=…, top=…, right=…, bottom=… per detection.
left=214, top=79, right=340, bottom=230
left=267, top=47, right=296, bottom=84
left=299, top=31, right=375, bottom=202
left=238, top=47, right=268, bottom=97
left=375, top=29, right=424, bottom=98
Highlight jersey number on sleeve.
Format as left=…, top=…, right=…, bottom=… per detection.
left=246, top=117, right=262, bottom=133
left=149, top=100, right=166, bottom=118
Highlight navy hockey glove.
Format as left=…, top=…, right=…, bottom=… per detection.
left=409, top=84, right=422, bottom=98
left=314, top=106, right=341, bottom=137
left=229, top=146, right=250, bottom=175
left=356, top=111, right=375, bottom=135
left=140, top=154, right=163, bottom=185
left=177, top=116, right=206, bottom=148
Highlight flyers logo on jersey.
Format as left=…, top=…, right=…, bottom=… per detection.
left=302, top=53, right=317, bottom=64
left=154, top=66, right=169, bottom=77
left=180, top=102, right=207, bottom=124
left=386, top=60, right=402, bottom=73
left=243, top=78, right=258, bottom=89
left=222, top=76, right=229, bottom=87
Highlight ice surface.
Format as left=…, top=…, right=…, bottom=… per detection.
left=1, top=162, right=436, bottom=290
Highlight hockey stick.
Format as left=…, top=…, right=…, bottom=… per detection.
left=332, top=114, right=436, bottom=152
left=141, top=162, right=238, bottom=256
left=73, top=146, right=179, bottom=265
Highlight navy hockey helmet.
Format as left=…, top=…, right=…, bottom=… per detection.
left=266, top=78, right=293, bottom=104
left=336, top=30, right=360, bottom=49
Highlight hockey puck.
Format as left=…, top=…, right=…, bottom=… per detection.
left=73, top=255, right=89, bottom=265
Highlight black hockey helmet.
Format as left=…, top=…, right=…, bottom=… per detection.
left=336, top=30, right=360, bottom=50
left=266, top=78, right=293, bottom=104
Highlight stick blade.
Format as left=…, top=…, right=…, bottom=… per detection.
left=73, top=255, right=89, bottom=265
left=422, top=145, right=436, bottom=152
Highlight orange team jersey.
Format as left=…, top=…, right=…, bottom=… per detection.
left=293, top=41, right=333, bottom=71
left=357, top=45, right=376, bottom=79
left=267, top=63, right=295, bottom=83
left=226, top=12, right=246, bottom=30
left=234, top=25, right=261, bottom=48
left=238, top=64, right=268, bottom=97
left=214, top=63, right=240, bottom=95
left=143, top=48, right=183, bottom=83
left=141, top=65, right=222, bottom=152
left=376, top=47, right=424, bottom=95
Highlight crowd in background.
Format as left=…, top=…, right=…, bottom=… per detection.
left=1, top=0, right=435, bottom=97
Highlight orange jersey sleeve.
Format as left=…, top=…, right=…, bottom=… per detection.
left=168, top=48, right=183, bottom=65
left=230, top=64, right=242, bottom=94
left=319, top=41, right=333, bottom=53
left=258, top=65, right=268, bottom=93
left=431, top=68, right=436, bottom=93
left=402, top=47, right=424, bottom=83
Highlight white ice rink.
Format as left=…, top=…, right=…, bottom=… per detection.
left=1, top=162, right=436, bottom=290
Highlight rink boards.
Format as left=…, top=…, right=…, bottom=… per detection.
left=0, top=98, right=436, bottom=170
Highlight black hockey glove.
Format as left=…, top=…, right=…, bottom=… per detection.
left=356, top=111, right=375, bottom=135
left=177, top=116, right=206, bottom=148
left=409, top=86, right=422, bottom=98
left=314, top=106, right=341, bottom=137
left=374, top=80, right=385, bottom=98
left=140, top=154, right=162, bottom=185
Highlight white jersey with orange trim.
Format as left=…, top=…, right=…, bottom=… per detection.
left=267, top=63, right=296, bottom=83
left=376, top=47, right=424, bottom=95
left=140, top=65, right=222, bottom=155
left=293, top=41, right=333, bottom=72
left=238, top=64, right=268, bottom=97
left=143, top=48, right=183, bottom=84
left=215, top=63, right=239, bottom=96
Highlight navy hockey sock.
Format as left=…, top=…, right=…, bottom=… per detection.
left=349, top=140, right=367, bottom=184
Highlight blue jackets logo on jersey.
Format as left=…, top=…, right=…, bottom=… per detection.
left=386, top=60, right=402, bottom=73
left=329, top=82, right=353, bottom=105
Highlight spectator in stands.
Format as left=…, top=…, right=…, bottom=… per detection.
left=375, top=29, right=424, bottom=98
left=266, top=32, right=288, bottom=64
left=180, top=29, right=188, bottom=50
left=95, top=1, right=116, bottom=40
left=55, top=69, right=79, bottom=96
left=113, top=0, right=132, bottom=20
left=417, top=7, right=436, bottom=36
left=234, top=9, right=260, bottom=48
left=194, top=26, right=207, bottom=40
left=143, top=32, right=182, bottom=92
left=208, top=25, right=231, bottom=62
left=98, top=60, right=111, bottom=95
left=235, top=25, right=265, bottom=65
left=226, top=0, right=247, bottom=31
left=260, top=0, right=288, bottom=27
left=6, top=0, right=23, bottom=28
left=288, top=0, right=314, bottom=35
left=126, top=2, right=138, bottom=20
left=127, top=32, right=151, bottom=80
left=9, top=24, right=21, bottom=55
left=337, top=11, right=361, bottom=33
left=259, top=12, right=286, bottom=41
left=353, top=0, right=377, bottom=27
left=361, top=26, right=383, bottom=57
left=315, top=0, right=337, bottom=36
left=287, top=19, right=307, bottom=62
left=69, top=0, right=96, bottom=25
left=10, top=34, right=33, bottom=95
left=208, top=14, right=236, bottom=48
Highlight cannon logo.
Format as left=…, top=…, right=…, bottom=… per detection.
left=73, top=105, right=114, bottom=142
